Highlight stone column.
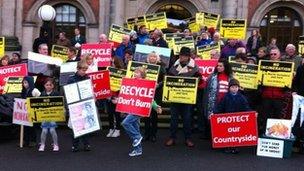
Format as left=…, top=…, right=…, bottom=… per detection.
left=222, top=0, right=238, bottom=19
left=1, top=0, right=16, bottom=36
left=99, top=0, right=111, bottom=35
left=21, top=22, right=36, bottom=58
left=113, top=0, right=126, bottom=26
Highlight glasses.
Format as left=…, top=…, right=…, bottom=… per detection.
left=270, top=53, right=277, bottom=56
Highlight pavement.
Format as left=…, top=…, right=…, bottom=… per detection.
left=0, top=128, right=303, bottom=171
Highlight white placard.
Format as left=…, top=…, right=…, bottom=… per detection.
left=257, top=138, right=284, bottom=158
left=64, top=83, right=80, bottom=104
left=265, top=119, right=292, bottom=139
left=68, top=99, right=100, bottom=137
left=77, top=79, right=94, bottom=100
left=12, top=98, right=33, bottom=126
left=28, top=51, right=63, bottom=66
left=60, top=62, right=78, bottom=73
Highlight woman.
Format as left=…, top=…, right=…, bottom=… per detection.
left=9, top=53, right=22, bottom=65
left=256, top=47, right=268, bottom=64
left=80, top=53, right=98, bottom=73
left=0, top=55, right=9, bottom=67
left=246, top=29, right=263, bottom=57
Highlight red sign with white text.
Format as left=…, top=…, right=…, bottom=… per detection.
left=88, top=70, right=111, bottom=99
left=210, top=111, right=258, bottom=148
left=194, top=59, right=217, bottom=87
left=116, top=78, right=156, bottom=117
left=0, top=63, right=28, bottom=94
left=81, top=43, right=112, bottom=67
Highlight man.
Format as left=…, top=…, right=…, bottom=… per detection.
left=56, top=32, right=71, bottom=47
left=66, top=47, right=79, bottom=62
left=197, top=31, right=212, bottom=47
left=98, top=34, right=108, bottom=44
left=137, top=25, right=149, bottom=44
left=32, top=29, right=49, bottom=53
left=165, top=47, right=201, bottom=147
left=282, top=44, right=303, bottom=70
left=71, top=28, right=86, bottom=49
left=152, top=29, right=168, bottom=48
left=38, top=43, right=49, bottom=56
left=114, top=35, right=135, bottom=62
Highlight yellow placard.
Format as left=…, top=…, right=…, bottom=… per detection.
left=162, top=76, right=198, bottom=104
left=126, top=61, right=160, bottom=81
left=298, top=36, right=304, bottom=55
left=107, top=67, right=127, bottom=92
left=137, top=16, right=147, bottom=29
left=258, top=60, right=294, bottom=88
left=196, top=13, right=205, bottom=26
left=173, top=37, right=195, bottom=55
left=0, top=37, right=5, bottom=57
left=188, top=17, right=200, bottom=33
left=108, top=24, right=131, bottom=43
left=197, top=43, right=221, bottom=60
left=203, top=12, right=220, bottom=28
left=51, top=45, right=69, bottom=62
left=127, top=17, right=136, bottom=30
left=3, top=77, right=23, bottom=94
left=230, top=62, right=258, bottom=89
left=146, top=12, right=168, bottom=30
left=164, top=33, right=184, bottom=50
left=220, top=19, right=247, bottom=40
left=27, top=96, right=65, bottom=123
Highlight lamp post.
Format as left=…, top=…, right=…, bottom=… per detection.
left=37, top=5, right=56, bottom=48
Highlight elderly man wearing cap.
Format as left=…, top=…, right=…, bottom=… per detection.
left=165, top=47, right=201, bottom=147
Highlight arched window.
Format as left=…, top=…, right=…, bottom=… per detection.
left=52, top=4, right=86, bottom=42
left=260, top=7, right=302, bottom=50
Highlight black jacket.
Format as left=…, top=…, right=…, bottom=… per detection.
left=292, top=64, right=304, bottom=96
left=153, top=37, right=168, bottom=48
left=67, top=72, right=90, bottom=84
left=214, top=92, right=251, bottom=114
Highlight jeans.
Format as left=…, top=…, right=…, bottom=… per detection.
left=122, top=114, right=142, bottom=152
left=170, top=103, right=192, bottom=140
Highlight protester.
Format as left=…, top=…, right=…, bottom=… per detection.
left=197, top=31, right=212, bottom=46
left=256, top=47, right=268, bottom=64
left=211, top=32, right=224, bottom=47
left=38, top=78, right=60, bottom=152
left=221, top=39, right=246, bottom=59
left=183, top=29, right=192, bottom=38
left=38, top=43, right=49, bottom=56
left=234, top=53, right=247, bottom=63
left=281, top=44, right=303, bottom=70
left=165, top=47, right=201, bottom=147
left=80, top=53, right=98, bottom=73
left=136, top=25, right=149, bottom=44
left=210, top=49, right=220, bottom=60
left=152, top=29, right=168, bottom=48
left=266, top=38, right=278, bottom=53
left=56, top=32, right=71, bottom=47
left=122, top=67, right=162, bottom=157
left=114, top=35, right=135, bottom=62
left=9, top=52, right=22, bottom=65
left=123, top=49, right=134, bottom=67
left=66, top=46, right=79, bottom=62
left=21, top=76, right=41, bottom=147
left=0, top=55, right=9, bottom=67
left=98, top=34, right=109, bottom=44
left=246, top=29, right=263, bottom=57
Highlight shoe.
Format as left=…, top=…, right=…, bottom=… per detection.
left=53, top=144, right=59, bottom=152
left=185, top=139, right=194, bottom=147
left=72, top=146, right=79, bottom=152
left=128, top=150, right=142, bottom=157
left=38, top=144, right=45, bottom=152
left=106, top=129, right=114, bottom=137
left=231, top=148, right=239, bottom=154
left=84, top=145, right=91, bottom=151
left=150, top=135, right=156, bottom=143
left=132, top=136, right=143, bottom=147
left=111, top=130, right=120, bottom=137
left=165, top=138, right=175, bottom=146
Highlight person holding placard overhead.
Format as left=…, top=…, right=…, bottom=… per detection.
left=165, top=47, right=201, bottom=147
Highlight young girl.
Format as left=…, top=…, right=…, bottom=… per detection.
left=38, top=78, right=60, bottom=152
left=21, top=76, right=41, bottom=147
left=81, top=53, right=98, bottom=73
left=121, top=67, right=162, bottom=157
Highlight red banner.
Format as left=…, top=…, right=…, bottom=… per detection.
left=194, top=59, right=217, bottom=87
left=81, top=43, right=112, bottom=67
left=210, top=111, right=258, bottom=148
left=0, top=63, right=28, bottom=94
left=116, top=78, right=156, bottom=117
left=88, top=70, right=111, bottom=99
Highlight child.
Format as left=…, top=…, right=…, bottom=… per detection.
left=212, top=78, right=251, bottom=154
left=38, top=78, right=60, bottom=152
left=121, top=67, right=162, bottom=157
left=21, top=76, right=41, bottom=147
left=67, top=61, right=91, bottom=152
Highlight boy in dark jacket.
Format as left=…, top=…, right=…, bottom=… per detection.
left=213, top=78, right=251, bottom=154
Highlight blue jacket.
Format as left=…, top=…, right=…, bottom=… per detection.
left=197, top=38, right=212, bottom=47
left=67, top=72, right=90, bottom=84
left=114, top=42, right=135, bottom=62
left=137, top=33, right=149, bottom=44
left=214, top=92, right=250, bottom=114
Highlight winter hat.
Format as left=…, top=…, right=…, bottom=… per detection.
left=229, top=78, right=240, bottom=88
left=179, top=47, right=191, bottom=57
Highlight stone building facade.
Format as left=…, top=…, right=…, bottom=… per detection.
left=0, top=0, right=304, bottom=56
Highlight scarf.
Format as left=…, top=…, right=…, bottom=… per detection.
left=173, top=58, right=195, bottom=74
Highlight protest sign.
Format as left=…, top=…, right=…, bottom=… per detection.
left=68, top=99, right=100, bottom=138
left=187, top=17, right=200, bottom=33
left=13, top=98, right=32, bottom=126
left=265, top=119, right=292, bottom=139
left=203, top=12, right=220, bottom=28
left=230, top=62, right=258, bottom=89
left=64, top=79, right=94, bottom=105
left=172, top=37, right=195, bottom=55
left=3, top=77, right=24, bottom=94
left=164, top=33, right=184, bottom=50
left=258, top=60, right=294, bottom=88
left=88, top=70, right=111, bottom=99
left=134, top=44, right=171, bottom=68
left=194, top=59, right=218, bottom=86
left=162, top=76, right=198, bottom=104
left=195, top=12, right=204, bottom=26
left=145, top=12, right=168, bottom=30
left=116, top=78, right=156, bottom=117
left=298, top=36, right=304, bottom=55
left=257, top=138, right=284, bottom=158
left=51, top=45, right=69, bottom=62
left=59, top=62, right=77, bottom=86
left=27, top=96, right=65, bottom=123
left=27, top=51, right=63, bottom=76
left=0, top=37, right=4, bottom=57
left=220, top=19, right=247, bottom=40
left=107, top=67, right=127, bottom=92
left=197, top=43, right=221, bottom=60
left=137, top=16, right=147, bottom=29
left=126, top=61, right=160, bottom=81
left=0, top=63, right=28, bottom=94
left=210, top=111, right=258, bottom=148
left=127, top=17, right=136, bottom=30
left=81, top=43, right=112, bottom=67
left=108, top=24, right=131, bottom=43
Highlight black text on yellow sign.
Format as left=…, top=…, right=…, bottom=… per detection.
left=27, top=96, right=65, bottom=123
left=220, top=19, right=247, bottom=40
left=230, top=62, right=258, bottom=89
left=126, top=61, right=160, bottom=81
left=109, top=24, right=131, bottom=43
left=107, top=67, right=127, bottom=92
left=145, top=12, right=168, bottom=30
left=187, top=17, right=200, bottom=33
left=258, top=60, right=294, bottom=88
left=51, top=45, right=69, bottom=62
left=173, top=37, right=195, bottom=55
left=203, top=12, right=220, bottom=29
left=0, top=37, right=4, bottom=57
left=162, top=76, right=198, bottom=104
left=164, top=33, right=184, bottom=50
left=298, top=36, right=304, bottom=55
left=197, top=43, right=221, bottom=60
left=3, top=77, right=23, bottom=94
